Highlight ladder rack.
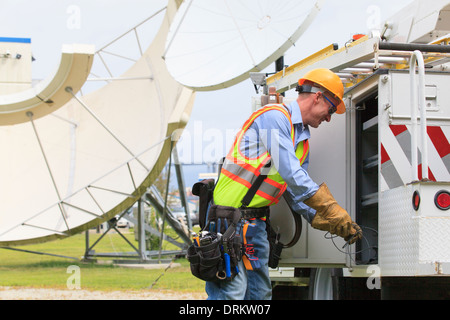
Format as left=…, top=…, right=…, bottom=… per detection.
left=266, top=35, right=450, bottom=93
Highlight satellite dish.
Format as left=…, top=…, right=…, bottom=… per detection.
left=164, top=0, right=324, bottom=91
left=0, top=44, right=94, bottom=125
left=0, top=1, right=195, bottom=245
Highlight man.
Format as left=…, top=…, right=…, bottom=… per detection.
left=205, top=68, right=362, bottom=300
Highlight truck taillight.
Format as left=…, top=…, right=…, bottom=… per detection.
left=434, top=190, right=450, bottom=210
left=412, top=191, right=420, bottom=211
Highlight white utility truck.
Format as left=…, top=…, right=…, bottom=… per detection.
left=255, top=0, right=450, bottom=299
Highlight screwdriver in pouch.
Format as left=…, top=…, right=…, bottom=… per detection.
left=224, top=253, right=231, bottom=278
left=222, top=237, right=231, bottom=279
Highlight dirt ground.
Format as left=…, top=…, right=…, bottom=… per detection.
left=0, top=286, right=207, bottom=300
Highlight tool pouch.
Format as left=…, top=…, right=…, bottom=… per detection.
left=187, top=204, right=242, bottom=282
left=187, top=232, right=223, bottom=282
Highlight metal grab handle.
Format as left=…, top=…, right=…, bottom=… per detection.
left=409, top=50, right=428, bottom=181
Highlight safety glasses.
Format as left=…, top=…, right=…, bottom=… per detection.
left=300, top=85, right=338, bottom=115
left=322, top=94, right=337, bottom=115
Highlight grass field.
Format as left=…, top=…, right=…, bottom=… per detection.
left=0, top=228, right=205, bottom=293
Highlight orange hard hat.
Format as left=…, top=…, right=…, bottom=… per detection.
left=298, top=68, right=345, bottom=114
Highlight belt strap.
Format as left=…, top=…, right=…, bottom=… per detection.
left=240, top=206, right=270, bottom=220
left=240, top=160, right=272, bottom=208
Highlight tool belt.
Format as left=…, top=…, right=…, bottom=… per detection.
left=188, top=160, right=284, bottom=282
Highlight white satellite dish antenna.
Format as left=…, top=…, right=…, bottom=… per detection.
left=164, top=0, right=324, bottom=91
left=0, top=44, right=94, bottom=125
left=0, top=0, right=195, bottom=245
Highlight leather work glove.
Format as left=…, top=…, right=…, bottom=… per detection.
left=304, top=183, right=362, bottom=244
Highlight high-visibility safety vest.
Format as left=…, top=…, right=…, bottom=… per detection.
left=213, top=104, right=309, bottom=208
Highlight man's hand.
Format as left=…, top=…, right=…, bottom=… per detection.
left=304, top=183, right=362, bottom=244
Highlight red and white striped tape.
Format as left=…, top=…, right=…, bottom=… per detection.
left=380, top=125, right=450, bottom=191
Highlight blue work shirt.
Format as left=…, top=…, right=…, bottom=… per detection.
left=240, top=99, right=319, bottom=223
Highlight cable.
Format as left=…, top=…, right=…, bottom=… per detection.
left=324, top=225, right=378, bottom=265
left=148, top=256, right=177, bottom=290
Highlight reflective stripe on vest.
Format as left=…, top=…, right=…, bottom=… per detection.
left=214, top=104, right=309, bottom=208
